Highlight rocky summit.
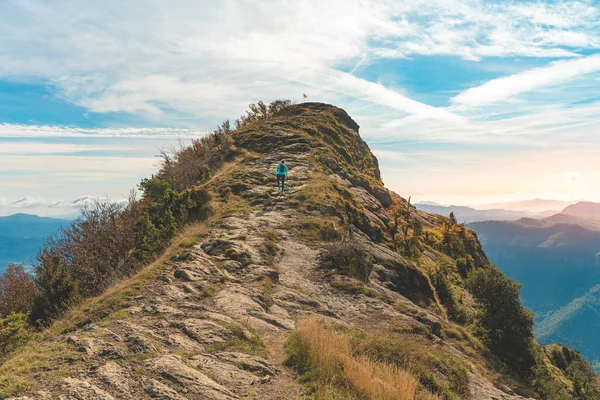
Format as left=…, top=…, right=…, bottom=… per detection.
left=0, top=103, right=597, bottom=399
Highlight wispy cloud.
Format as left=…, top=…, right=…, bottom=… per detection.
left=451, top=54, right=600, bottom=109
left=0, top=142, right=127, bottom=155
left=0, top=124, right=205, bottom=138
left=0, top=195, right=127, bottom=217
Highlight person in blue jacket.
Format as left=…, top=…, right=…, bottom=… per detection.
left=276, top=160, right=288, bottom=194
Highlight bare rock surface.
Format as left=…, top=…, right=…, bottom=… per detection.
left=145, top=355, right=238, bottom=399
left=60, top=378, right=116, bottom=400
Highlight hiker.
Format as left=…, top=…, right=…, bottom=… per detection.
left=276, top=160, right=288, bottom=193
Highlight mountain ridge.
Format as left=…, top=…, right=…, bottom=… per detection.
left=0, top=103, right=595, bottom=399
left=414, top=203, right=555, bottom=223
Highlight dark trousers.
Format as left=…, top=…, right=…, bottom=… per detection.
left=277, top=174, right=286, bottom=192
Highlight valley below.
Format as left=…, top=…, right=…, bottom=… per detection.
left=465, top=202, right=600, bottom=371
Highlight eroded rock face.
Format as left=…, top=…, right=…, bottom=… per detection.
left=126, top=334, right=157, bottom=354
left=145, top=355, right=238, bottom=399
left=60, top=378, right=116, bottom=400
left=142, top=378, right=188, bottom=400
left=97, top=362, right=132, bottom=394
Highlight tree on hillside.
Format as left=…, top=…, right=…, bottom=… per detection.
left=29, top=249, right=80, bottom=326
left=449, top=211, right=457, bottom=226
left=50, top=200, right=136, bottom=297
left=390, top=197, right=422, bottom=256
left=467, top=265, right=535, bottom=373
left=0, top=264, right=36, bottom=317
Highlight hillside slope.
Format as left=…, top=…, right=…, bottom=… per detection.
left=560, top=202, right=600, bottom=221
left=0, top=103, right=595, bottom=399
left=536, top=285, right=600, bottom=370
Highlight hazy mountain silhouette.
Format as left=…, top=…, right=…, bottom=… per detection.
left=0, top=213, right=69, bottom=271
left=415, top=203, right=554, bottom=223
left=474, top=198, right=577, bottom=213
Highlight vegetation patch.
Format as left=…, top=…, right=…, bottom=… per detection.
left=429, top=266, right=468, bottom=324
left=294, top=218, right=342, bottom=242
left=319, top=242, right=373, bottom=282
left=353, top=333, right=471, bottom=399
left=0, top=313, right=39, bottom=357
left=259, top=278, right=275, bottom=309
left=258, top=242, right=278, bottom=267
left=329, top=280, right=375, bottom=298
left=171, top=251, right=195, bottom=262
left=179, top=236, right=201, bottom=248
left=0, top=339, right=83, bottom=395
left=207, top=322, right=267, bottom=358
left=0, top=375, right=31, bottom=398
left=285, top=318, right=418, bottom=399
left=528, top=344, right=600, bottom=399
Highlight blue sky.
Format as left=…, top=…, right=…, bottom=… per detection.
left=2, top=0, right=600, bottom=215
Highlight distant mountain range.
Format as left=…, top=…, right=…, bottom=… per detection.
left=0, top=213, right=70, bottom=272
left=467, top=201, right=600, bottom=370
left=474, top=198, right=578, bottom=213
left=414, top=203, right=557, bottom=223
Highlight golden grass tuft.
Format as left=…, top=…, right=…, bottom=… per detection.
left=291, top=317, right=418, bottom=400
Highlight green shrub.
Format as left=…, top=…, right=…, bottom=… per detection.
left=542, top=345, right=600, bottom=399
left=319, top=242, right=373, bottom=282
left=467, top=266, right=535, bottom=373
left=284, top=331, right=311, bottom=379
left=455, top=256, right=474, bottom=277
left=29, top=249, right=80, bottom=327
left=430, top=269, right=467, bottom=323
left=0, top=313, right=37, bottom=356
left=551, top=348, right=568, bottom=370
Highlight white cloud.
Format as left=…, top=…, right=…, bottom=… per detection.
left=50, top=195, right=127, bottom=209
left=10, top=197, right=47, bottom=208
left=0, top=123, right=205, bottom=138
left=295, top=68, right=463, bottom=121
left=0, top=0, right=598, bottom=118
left=0, top=195, right=128, bottom=217
left=0, top=155, right=157, bottom=174
left=0, top=142, right=126, bottom=155
left=451, top=54, right=600, bottom=109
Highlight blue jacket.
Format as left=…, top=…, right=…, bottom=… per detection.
left=276, top=163, right=288, bottom=175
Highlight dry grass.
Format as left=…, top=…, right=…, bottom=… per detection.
left=288, top=318, right=418, bottom=400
